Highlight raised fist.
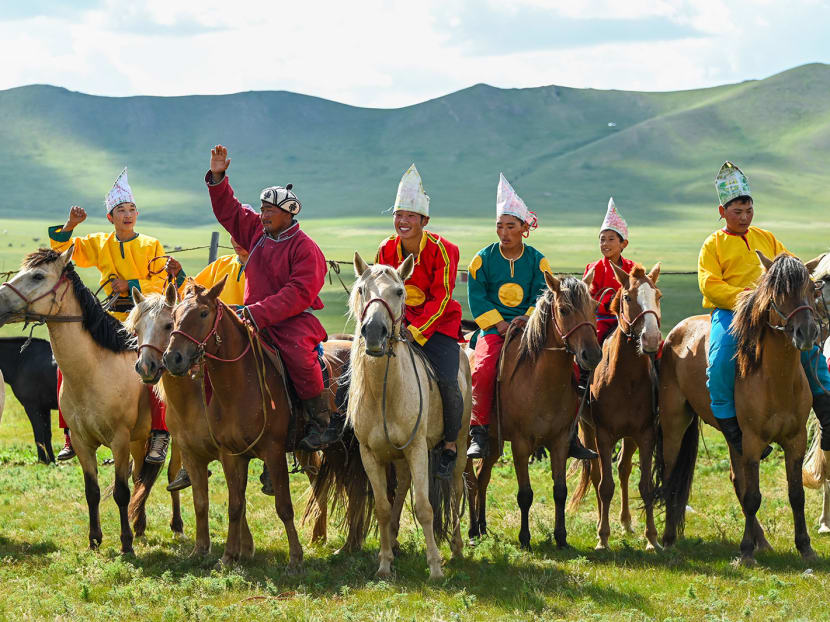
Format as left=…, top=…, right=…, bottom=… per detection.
left=67, top=205, right=87, bottom=227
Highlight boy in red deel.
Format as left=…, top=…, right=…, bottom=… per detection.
left=205, top=145, right=337, bottom=454
left=375, top=164, right=464, bottom=479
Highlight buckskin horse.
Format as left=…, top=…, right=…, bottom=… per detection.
left=0, top=247, right=175, bottom=553
left=467, top=271, right=602, bottom=550
left=347, top=252, right=471, bottom=580
left=656, top=252, right=819, bottom=565
left=569, top=262, right=662, bottom=550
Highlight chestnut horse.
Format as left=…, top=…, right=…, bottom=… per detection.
left=569, top=262, right=662, bottom=550
left=0, top=247, right=174, bottom=553
left=468, top=271, right=602, bottom=550
left=656, top=252, right=819, bottom=565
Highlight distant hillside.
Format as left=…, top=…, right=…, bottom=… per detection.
left=1, top=63, right=829, bottom=226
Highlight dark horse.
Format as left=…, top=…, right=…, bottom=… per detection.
left=0, top=336, right=58, bottom=463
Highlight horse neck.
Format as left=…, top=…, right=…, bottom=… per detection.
left=605, top=324, right=647, bottom=373
left=350, top=340, right=407, bottom=415
left=46, top=286, right=101, bottom=379
left=533, top=319, right=574, bottom=381
left=160, top=371, right=201, bottom=413
left=756, top=328, right=804, bottom=383
left=202, top=308, right=255, bottom=409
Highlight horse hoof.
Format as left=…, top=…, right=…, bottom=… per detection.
left=595, top=542, right=608, bottom=551
left=621, top=522, right=635, bottom=535
left=189, top=546, right=210, bottom=558
left=818, top=524, right=830, bottom=534
left=428, top=568, right=444, bottom=581
left=377, top=567, right=393, bottom=580
left=645, top=541, right=660, bottom=552
left=755, top=539, right=774, bottom=553
left=121, top=547, right=135, bottom=557
left=284, top=562, right=303, bottom=576
left=172, top=530, right=187, bottom=541
left=732, top=556, right=756, bottom=568
left=215, top=556, right=235, bottom=571
left=801, top=547, right=818, bottom=561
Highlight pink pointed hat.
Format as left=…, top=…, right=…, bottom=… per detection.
left=105, top=167, right=135, bottom=213
left=496, top=173, right=537, bottom=229
left=600, top=197, right=628, bottom=240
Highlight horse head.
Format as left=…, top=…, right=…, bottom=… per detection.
left=755, top=251, right=819, bottom=352
left=544, top=271, right=603, bottom=369
left=0, top=245, right=74, bottom=326
left=163, top=276, right=228, bottom=376
left=126, top=282, right=178, bottom=384
left=609, top=261, right=662, bottom=354
left=351, top=251, right=414, bottom=357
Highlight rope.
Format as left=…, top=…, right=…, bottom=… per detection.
left=381, top=336, right=425, bottom=451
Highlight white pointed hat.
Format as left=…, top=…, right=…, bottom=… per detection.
left=715, top=161, right=751, bottom=206
left=600, top=197, right=628, bottom=240
left=496, top=173, right=537, bottom=228
left=392, top=164, right=429, bottom=217
left=105, top=167, right=135, bottom=213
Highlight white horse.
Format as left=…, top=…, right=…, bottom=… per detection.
left=347, top=252, right=471, bottom=580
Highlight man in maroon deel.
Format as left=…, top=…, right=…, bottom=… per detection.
left=205, top=145, right=337, bottom=453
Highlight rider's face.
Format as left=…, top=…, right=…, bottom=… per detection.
left=260, top=202, right=293, bottom=235
left=719, top=198, right=753, bottom=235
left=107, top=203, right=138, bottom=231
left=496, top=215, right=527, bottom=251
left=599, top=230, right=627, bottom=260
left=394, top=210, right=428, bottom=242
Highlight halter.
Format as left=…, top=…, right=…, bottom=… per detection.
left=619, top=308, right=661, bottom=339
left=549, top=302, right=596, bottom=355
left=0, top=271, right=83, bottom=325
left=768, top=299, right=816, bottom=333
left=360, top=297, right=402, bottom=325
left=170, top=301, right=252, bottom=363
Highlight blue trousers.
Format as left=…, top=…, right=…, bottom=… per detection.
left=706, top=308, right=830, bottom=419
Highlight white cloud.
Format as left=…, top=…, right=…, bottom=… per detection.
left=0, top=0, right=827, bottom=107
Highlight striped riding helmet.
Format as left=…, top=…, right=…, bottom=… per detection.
left=260, top=184, right=301, bottom=215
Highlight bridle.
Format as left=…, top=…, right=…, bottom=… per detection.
left=170, top=301, right=251, bottom=364
left=548, top=293, right=596, bottom=355
left=359, top=295, right=406, bottom=356
left=768, top=297, right=817, bottom=333
left=0, top=271, right=81, bottom=324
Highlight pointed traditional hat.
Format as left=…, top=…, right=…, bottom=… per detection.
left=715, top=161, right=751, bottom=206
left=392, top=164, right=429, bottom=217
left=105, top=167, right=135, bottom=213
left=600, top=197, right=628, bottom=240
left=260, top=184, right=301, bottom=215
left=496, top=173, right=537, bottom=229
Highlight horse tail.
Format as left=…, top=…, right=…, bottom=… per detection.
left=428, top=445, right=462, bottom=543
left=128, top=454, right=163, bottom=526
left=302, top=426, right=375, bottom=551
left=803, top=417, right=826, bottom=490
left=567, top=459, right=593, bottom=512
left=653, top=405, right=699, bottom=538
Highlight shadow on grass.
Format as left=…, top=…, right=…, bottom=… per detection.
left=0, top=534, right=59, bottom=558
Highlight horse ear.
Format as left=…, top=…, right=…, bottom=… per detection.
left=398, top=254, right=415, bottom=282
left=58, top=243, right=75, bottom=270
left=164, top=281, right=178, bottom=307
left=805, top=253, right=826, bottom=275
left=756, top=250, right=773, bottom=271
left=610, top=260, right=630, bottom=289
left=582, top=266, right=595, bottom=287
left=647, top=262, right=661, bottom=284
left=353, top=252, right=370, bottom=278
left=206, top=275, right=228, bottom=300
left=544, top=270, right=560, bottom=293
left=131, top=287, right=145, bottom=306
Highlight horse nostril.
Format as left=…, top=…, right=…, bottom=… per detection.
left=174, top=352, right=183, bottom=365
left=380, top=325, right=388, bottom=337
left=361, top=324, right=368, bottom=337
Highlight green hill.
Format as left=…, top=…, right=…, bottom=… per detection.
left=1, top=63, right=829, bottom=225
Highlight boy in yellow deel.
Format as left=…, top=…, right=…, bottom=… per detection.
left=48, top=168, right=179, bottom=464
left=700, top=161, right=830, bottom=457
left=169, top=235, right=248, bottom=306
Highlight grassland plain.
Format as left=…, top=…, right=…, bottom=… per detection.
left=1, top=215, right=830, bottom=620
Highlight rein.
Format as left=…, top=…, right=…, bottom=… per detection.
left=171, top=303, right=252, bottom=363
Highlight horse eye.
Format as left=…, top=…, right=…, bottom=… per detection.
left=164, top=323, right=173, bottom=331
left=396, top=288, right=404, bottom=297
left=200, top=310, right=209, bottom=318
left=558, top=306, right=570, bottom=316
left=623, top=294, right=631, bottom=302
left=32, top=273, right=45, bottom=281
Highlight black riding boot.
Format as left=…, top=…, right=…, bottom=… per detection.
left=298, top=394, right=338, bottom=451
left=568, top=425, right=598, bottom=460
left=260, top=464, right=274, bottom=496
left=813, top=393, right=830, bottom=451
left=467, top=424, right=490, bottom=459
left=718, top=416, right=773, bottom=459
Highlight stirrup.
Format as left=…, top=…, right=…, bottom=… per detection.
left=437, top=448, right=457, bottom=480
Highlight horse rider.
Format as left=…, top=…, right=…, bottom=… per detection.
left=700, top=161, right=830, bottom=455
left=48, top=168, right=179, bottom=464
left=374, top=164, right=464, bottom=479
left=466, top=174, right=597, bottom=461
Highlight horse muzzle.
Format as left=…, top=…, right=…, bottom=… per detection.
left=136, top=357, right=164, bottom=384
left=163, top=348, right=196, bottom=377
left=361, top=319, right=390, bottom=357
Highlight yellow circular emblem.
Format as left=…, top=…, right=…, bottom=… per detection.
left=498, top=283, right=524, bottom=307
left=405, top=284, right=426, bottom=306
left=539, top=257, right=552, bottom=274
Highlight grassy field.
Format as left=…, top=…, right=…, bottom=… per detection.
left=1, top=216, right=830, bottom=620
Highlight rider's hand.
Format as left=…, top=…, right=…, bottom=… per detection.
left=210, top=145, right=231, bottom=181
left=494, top=320, right=511, bottom=336
left=165, top=257, right=182, bottom=277
left=233, top=305, right=248, bottom=320
left=65, top=205, right=87, bottom=230
left=110, top=278, right=129, bottom=294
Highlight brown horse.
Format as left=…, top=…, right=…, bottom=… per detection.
left=0, top=247, right=174, bottom=553
left=656, top=252, right=819, bottom=565
left=569, top=263, right=662, bottom=550
left=467, top=271, right=602, bottom=549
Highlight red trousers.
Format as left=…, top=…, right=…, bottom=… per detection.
left=263, top=313, right=326, bottom=400
left=597, top=317, right=618, bottom=344
left=471, top=333, right=505, bottom=427
left=57, top=368, right=167, bottom=431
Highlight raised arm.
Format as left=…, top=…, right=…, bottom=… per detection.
left=205, top=145, right=261, bottom=250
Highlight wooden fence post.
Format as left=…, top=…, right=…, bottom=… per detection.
left=208, top=231, right=220, bottom=264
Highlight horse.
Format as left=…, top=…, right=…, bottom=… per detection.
left=129, top=283, right=370, bottom=557
left=467, top=270, right=602, bottom=550
left=0, top=336, right=58, bottom=463
left=348, top=252, right=471, bottom=580
left=0, top=247, right=176, bottom=553
left=0, top=369, right=5, bottom=424
left=568, top=262, right=662, bottom=550
left=656, top=251, right=819, bottom=565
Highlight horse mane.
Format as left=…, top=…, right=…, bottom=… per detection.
left=122, top=292, right=167, bottom=335
left=732, top=253, right=811, bottom=376
left=517, top=276, right=592, bottom=361
left=23, top=248, right=135, bottom=353
left=814, top=253, right=830, bottom=281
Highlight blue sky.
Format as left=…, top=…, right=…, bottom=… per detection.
left=1, top=0, right=828, bottom=108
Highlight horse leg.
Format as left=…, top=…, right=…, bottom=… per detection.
left=129, top=440, right=147, bottom=538
left=301, top=451, right=328, bottom=545
left=464, top=458, right=480, bottom=541
left=111, top=431, right=134, bottom=555
left=450, top=453, right=466, bottom=560
left=550, top=440, right=569, bottom=549
left=265, top=449, right=303, bottom=573
left=781, top=435, right=816, bottom=560
left=737, top=455, right=761, bottom=566
left=407, top=446, right=443, bottom=580
left=361, top=448, right=394, bottom=578
left=167, top=441, right=184, bottom=538
left=512, top=439, right=534, bottom=550
left=729, top=449, right=771, bottom=552
left=475, top=453, right=499, bottom=539
left=636, top=432, right=659, bottom=551
left=218, top=454, right=248, bottom=568
left=27, top=406, right=53, bottom=464
left=580, top=424, right=602, bottom=517
left=390, top=459, right=411, bottom=556
left=75, top=443, right=103, bottom=550
left=185, top=454, right=212, bottom=557
left=618, top=438, right=636, bottom=535
left=820, top=478, right=830, bottom=533
left=595, top=430, right=615, bottom=550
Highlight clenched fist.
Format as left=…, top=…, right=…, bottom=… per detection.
left=65, top=205, right=87, bottom=229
